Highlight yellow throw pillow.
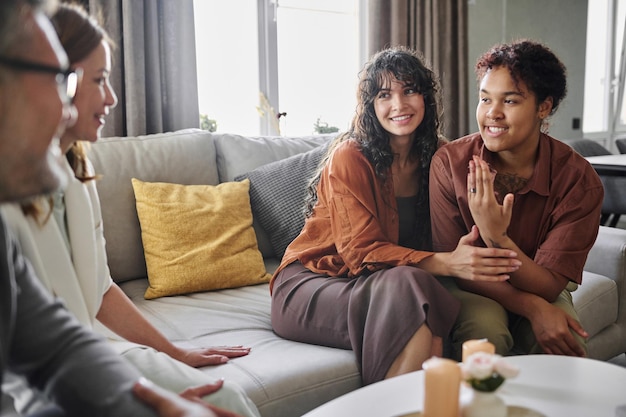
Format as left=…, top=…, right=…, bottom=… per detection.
left=131, top=178, right=271, bottom=299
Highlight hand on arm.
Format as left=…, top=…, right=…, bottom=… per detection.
left=419, top=225, right=521, bottom=281
left=97, top=284, right=250, bottom=367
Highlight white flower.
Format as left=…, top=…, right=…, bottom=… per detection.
left=462, top=351, right=499, bottom=380
left=460, top=352, right=519, bottom=392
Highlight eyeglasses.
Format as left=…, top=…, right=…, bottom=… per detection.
left=0, top=55, right=79, bottom=103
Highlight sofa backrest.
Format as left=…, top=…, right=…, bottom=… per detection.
left=89, top=128, right=335, bottom=283
left=213, top=133, right=331, bottom=182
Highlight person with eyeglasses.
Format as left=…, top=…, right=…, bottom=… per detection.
left=1, top=4, right=259, bottom=417
left=0, top=56, right=79, bottom=104
left=0, top=0, right=159, bottom=415
left=0, top=1, right=241, bottom=416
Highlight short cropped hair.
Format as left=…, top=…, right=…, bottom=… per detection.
left=475, top=39, right=567, bottom=115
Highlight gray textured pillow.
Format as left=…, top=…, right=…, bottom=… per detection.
left=236, top=143, right=329, bottom=259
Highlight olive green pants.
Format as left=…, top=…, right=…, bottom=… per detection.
left=438, top=277, right=586, bottom=360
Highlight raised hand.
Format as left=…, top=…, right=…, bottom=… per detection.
left=467, top=155, right=514, bottom=248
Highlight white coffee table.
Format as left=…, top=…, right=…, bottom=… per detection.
left=302, top=355, right=626, bottom=417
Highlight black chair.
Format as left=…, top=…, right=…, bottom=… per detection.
left=569, top=139, right=626, bottom=227
left=569, top=138, right=612, bottom=156
left=616, top=138, right=626, bottom=154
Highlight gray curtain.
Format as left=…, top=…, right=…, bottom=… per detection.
left=89, top=0, right=200, bottom=137
left=368, top=0, right=469, bottom=140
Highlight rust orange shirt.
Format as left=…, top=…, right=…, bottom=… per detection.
left=429, top=132, right=604, bottom=284
left=270, top=139, right=435, bottom=292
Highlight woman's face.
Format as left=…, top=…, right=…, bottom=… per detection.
left=476, top=66, right=551, bottom=155
left=374, top=75, right=425, bottom=143
left=61, top=40, right=117, bottom=152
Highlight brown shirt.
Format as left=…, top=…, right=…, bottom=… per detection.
left=429, top=132, right=604, bottom=284
left=270, top=139, right=434, bottom=292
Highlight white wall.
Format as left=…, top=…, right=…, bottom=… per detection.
left=467, top=0, right=589, bottom=141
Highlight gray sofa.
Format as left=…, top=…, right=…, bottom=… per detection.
left=87, top=128, right=626, bottom=417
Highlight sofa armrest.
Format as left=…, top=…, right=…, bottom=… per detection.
left=583, top=226, right=626, bottom=359
left=585, top=226, right=626, bottom=286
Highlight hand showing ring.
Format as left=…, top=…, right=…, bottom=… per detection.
left=469, top=188, right=476, bottom=193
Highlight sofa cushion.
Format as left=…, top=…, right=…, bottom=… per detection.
left=213, top=133, right=336, bottom=258
left=213, top=133, right=334, bottom=182
left=573, top=271, right=618, bottom=338
left=116, top=279, right=361, bottom=417
left=235, top=143, right=329, bottom=259
left=132, top=178, right=270, bottom=299
left=89, top=129, right=218, bottom=282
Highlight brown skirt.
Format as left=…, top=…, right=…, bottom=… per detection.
left=271, top=262, right=460, bottom=385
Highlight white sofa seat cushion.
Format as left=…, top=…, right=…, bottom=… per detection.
left=117, top=279, right=360, bottom=417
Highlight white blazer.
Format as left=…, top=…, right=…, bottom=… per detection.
left=0, top=159, right=112, bottom=328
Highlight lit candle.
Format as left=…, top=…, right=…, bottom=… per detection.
left=462, top=338, right=496, bottom=362
left=422, top=357, right=461, bottom=417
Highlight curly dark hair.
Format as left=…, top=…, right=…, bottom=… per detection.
left=475, top=39, right=567, bottom=115
left=304, top=46, right=442, bottom=248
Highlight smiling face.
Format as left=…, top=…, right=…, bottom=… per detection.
left=60, top=40, right=117, bottom=152
left=0, top=9, right=72, bottom=202
left=374, top=75, right=425, bottom=143
left=476, top=66, right=552, bottom=156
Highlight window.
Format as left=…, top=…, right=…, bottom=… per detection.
left=614, top=2, right=626, bottom=131
left=193, top=0, right=364, bottom=136
left=193, top=1, right=260, bottom=136
left=583, top=0, right=626, bottom=146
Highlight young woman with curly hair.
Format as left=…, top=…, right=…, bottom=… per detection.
left=430, top=40, right=603, bottom=360
left=270, top=46, right=521, bottom=385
